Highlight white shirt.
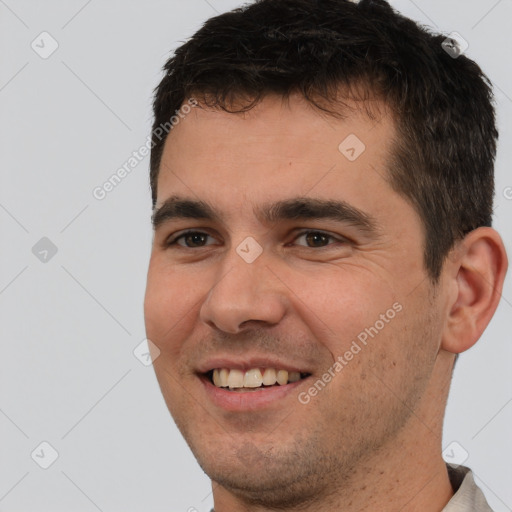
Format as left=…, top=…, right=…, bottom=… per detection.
left=443, top=464, right=493, bottom=511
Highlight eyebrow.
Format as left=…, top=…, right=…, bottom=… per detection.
left=152, top=196, right=221, bottom=228
left=152, top=195, right=380, bottom=235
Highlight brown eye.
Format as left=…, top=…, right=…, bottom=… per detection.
left=294, top=231, right=342, bottom=248
left=166, top=231, right=215, bottom=248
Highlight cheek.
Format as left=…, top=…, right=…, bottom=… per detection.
left=288, top=266, right=400, bottom=354
left=143, top=257, right=202, bottom=351
left=144, top=252, right=405, bottom=361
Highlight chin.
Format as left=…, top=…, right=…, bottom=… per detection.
left=187, top=433, right=339, bottom=508
left=200, top=457, right=321, bottom=508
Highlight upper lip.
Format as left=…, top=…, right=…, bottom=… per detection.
left=196, top=356, right=312, bottom=374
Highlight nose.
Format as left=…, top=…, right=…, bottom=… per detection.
left=199, top=249, right=288, bottom=334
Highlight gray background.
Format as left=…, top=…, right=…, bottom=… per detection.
left=0, top=0, right=511, bottom=510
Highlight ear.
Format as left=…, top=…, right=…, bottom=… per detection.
left=441, top=227, right=508, bottom=354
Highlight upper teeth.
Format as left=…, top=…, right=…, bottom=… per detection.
left=212, top=368, right=302, bottom=388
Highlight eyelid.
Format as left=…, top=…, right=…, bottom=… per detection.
left=290, top=229, right=348, bottom=247
left=164, top=229, right=218, bottom=247
left=164, top=228, right=348, bottom=249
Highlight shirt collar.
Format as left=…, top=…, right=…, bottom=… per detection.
left=442, top=463, right=493, bottom=511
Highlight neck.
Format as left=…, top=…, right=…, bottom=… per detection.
left=212, top=351, right=456, bottom=512
left=212, top=440, right=453, bottom=512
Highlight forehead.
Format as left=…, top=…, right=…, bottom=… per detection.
left=156, top=93, right=398, bottom=223
left=162, top=93, right=392, bottom=161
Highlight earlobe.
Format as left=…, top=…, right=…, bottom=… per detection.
left=441, top=227, right=508, bottom=354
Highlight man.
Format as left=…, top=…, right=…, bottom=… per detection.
left=143, top=0, right=508, bottom=510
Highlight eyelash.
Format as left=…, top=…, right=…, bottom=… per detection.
left=164, top=230, right=346, bottom=249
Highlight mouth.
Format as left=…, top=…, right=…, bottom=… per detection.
left=205, top=367, right=311, bottom=392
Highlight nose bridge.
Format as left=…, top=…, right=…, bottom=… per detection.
left=199, top=240, right=287, bottom=333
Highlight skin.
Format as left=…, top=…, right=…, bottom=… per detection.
left=144, top=93, right=508, bottom=512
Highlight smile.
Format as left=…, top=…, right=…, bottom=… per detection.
left=208, top=367, right=311, bottom=391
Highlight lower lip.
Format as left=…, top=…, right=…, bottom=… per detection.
left=200, top=375, right=307, bottom=411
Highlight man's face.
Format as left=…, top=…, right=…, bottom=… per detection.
left=144, top=94, right=447, bottom=504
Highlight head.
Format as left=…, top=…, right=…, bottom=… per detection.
left=144, top=0, right=507, bottom=508
left=150, top=0, right=498, bottom=283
